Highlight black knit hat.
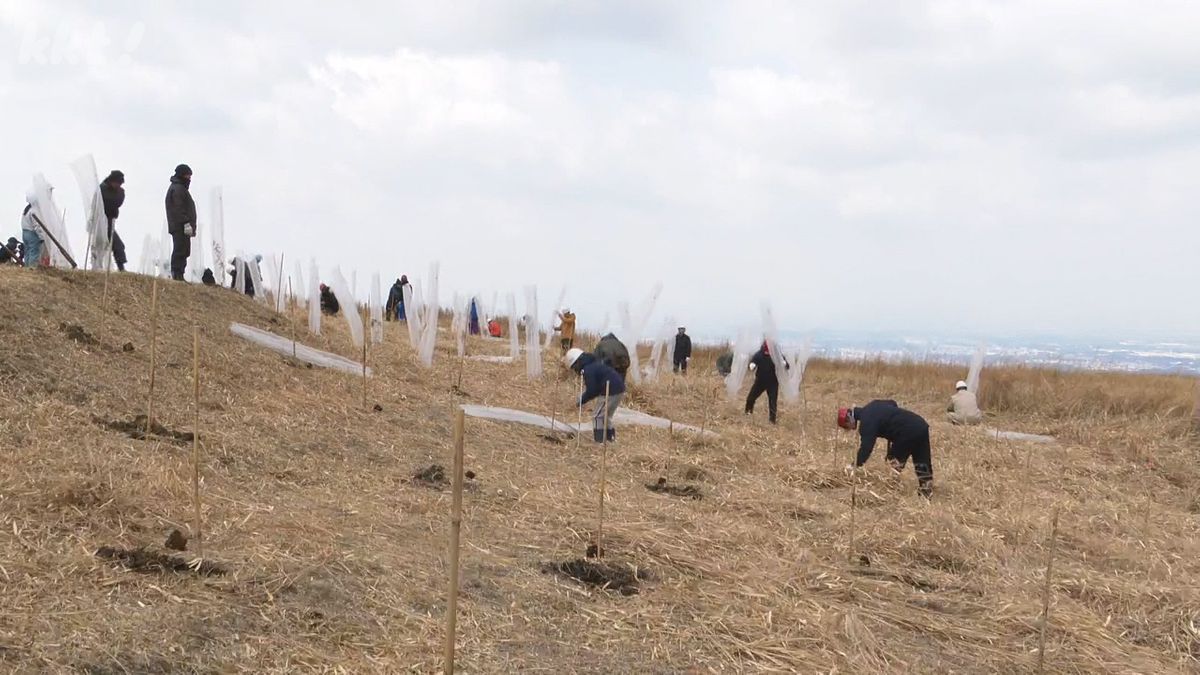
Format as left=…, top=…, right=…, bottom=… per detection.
left=174, top=164, right=192, bottom=176
left=105, top=170, right=125, bottom=184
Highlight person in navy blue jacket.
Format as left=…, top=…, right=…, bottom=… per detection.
left=838, top=400, right=933, bottom=497
left=565, top=348, right=626, bottom=443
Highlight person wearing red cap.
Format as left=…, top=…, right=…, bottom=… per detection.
left=745, top=341, right=788, bottom=424
left=838, top=400, right=933, bottom=498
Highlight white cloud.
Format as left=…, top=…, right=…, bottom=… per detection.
left=0, top=0, right=1196, bottom=339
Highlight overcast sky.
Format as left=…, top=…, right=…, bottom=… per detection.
left=2, top=1, right=1197, bottom=339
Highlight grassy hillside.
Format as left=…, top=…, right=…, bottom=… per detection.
left=1, top=265, right=1198, bottom=673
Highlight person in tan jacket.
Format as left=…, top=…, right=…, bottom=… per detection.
left=947, top=380, right=983, bottom=425
left=554, top=309, right=577, bottom=352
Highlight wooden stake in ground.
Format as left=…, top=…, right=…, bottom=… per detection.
left=288, top=277, right=297, bottom=358
left=848, top=482, right=858, bottom=562
left=361, top=304, right=369, bottom=410
left=1036, top=506, right=1061, bottom=673
left=146, top=276, right=160, bottom=434
left=595, top=381, right=611, bottom=558
left=443, top=407, right=466, bottom=675
left=698, top=383, right=718, bottom=441
left=575, top=373, right=584, bottom=450
left=275, top=253, right=285, bottom=312
left=191, top=325, right=203, bottom=557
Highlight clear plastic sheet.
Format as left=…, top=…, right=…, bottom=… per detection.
left=247, top=256, right=267, bottom=304
left=329, top=267, right=364, bottom=348
left=724, top=328, right=760, bottom=399
left=292, top=260, right=306, bottom=305
left=188, top=228, right=207, bottom=283
left=30, top=174, right=75, bottom=268
left=403, top=282, right=421, bottom=348
left=263, top=256, right=280, bottom=309
left=543, top=285, right=567, bottom=350
left=451, top=292, right=466, bottom=357
left=417, top=262, right=440, bottom=366
left=460, top=404, right=716, bottom=438
left=507, top=293, right=520, bottom=358
left=985, top=428, right=1055, bottom=443
left=370, top=272, right=384, bottom=344
left=69, top=155, right=107, bottom=270
left=524, top=285, right=542, bottom=379
left=230, top=323, right=369, bottom=375
left=307, top=259, right=321, bottom=335
left=967, top=342, right=986, bottom=393
left=782, top=336, right=813, bottom=403
left=137, top=234, right=156, bottom=275
left=209, top=187, right=226, bottom=286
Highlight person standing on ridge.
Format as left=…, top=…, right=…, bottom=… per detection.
left=745, top=341, right=787, bottom=424
left=565, top=348, right=626, bottom=443
left=20, top=192, right=43, bottom=268
left=838, top=400, right=934, bottom=498
left=673, top=326, right=692, bottom=374
left=555, top=309, right=577, bottom=353
left=98, top=170, right=127, bottom=271
left=319, top=283, right=340, bottom=315
left=947, top=380, right=983, bottom=425
left=164, top=164, right=196, bottom=281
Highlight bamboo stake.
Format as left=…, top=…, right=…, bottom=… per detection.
left=361, top=304, right=369, bottom=410
left=99, top=250, right=112, bottom=347
left=146, top=276, right=159, bottom=434
left=288, top=277, right=297, bottom=358
left=698, top=383, right=717, bottom=441
left=575, top=373, right=583, bottom=450
left=191, top=325, right=203, bottom=557
left=275, top=254, right=285, bottom=313
left=1036, top=506, right=1061, bottom=674
left=595, top=381, right=611, bottom=559
left=444, top=407, right=466, bottom=675
left=848, top=482, right=858, bottom=562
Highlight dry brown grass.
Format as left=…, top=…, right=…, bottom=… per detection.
left=2, top=265, right=1199, bottom=673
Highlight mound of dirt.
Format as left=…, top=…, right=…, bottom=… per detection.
left=93, top=416, right=194, bottom=445
left=541, top=559, right=648, bottom=596
left=59, top=322, right=98, bottom=346
left=645, top=477, right=703, bottom=500
left=95, top=546, right=225, bottom=577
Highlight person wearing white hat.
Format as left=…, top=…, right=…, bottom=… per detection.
left=947, top=380, right=983, bottom=425
left=564, top=347, right=626, bottom=443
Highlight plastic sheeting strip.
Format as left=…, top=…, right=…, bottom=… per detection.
left=230, top=323, right=370, bottom=376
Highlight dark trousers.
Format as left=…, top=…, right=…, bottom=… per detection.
left=745, top=377, right=779, bottom=423
left=673, top=357, right=688, bottom=373
left=170, top=233, right=191, bottom=280
left=107, top=219, right=126, bottom=270
left=887, top=429, right=934, bottom=498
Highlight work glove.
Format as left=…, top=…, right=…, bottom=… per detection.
left=749, top=362, right=757, bottom=372
left=183, top=224, right=195, bottom=237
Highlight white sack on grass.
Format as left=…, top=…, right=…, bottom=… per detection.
left=469, top=355, right=514, bottom=363
left=210, top=187, right=227, bottom=286
left=307, top=259, right=321, bottom=335
left=460, top=404, right=717, bottom=438
left=967, top=342, right=986, bottom=393
left=370, top=273, right=384, bottom=344
left=230, top=323, right=370, bottom=376
left=29, top=173, right=75, bottom=268
left=69, top=154, right=107, bottom=270
left=524, top=285, right=542, bottom=379
left=507, top=293, right=520, bottom=358
left=725, top=328, right=760, bottom=400
left=329, top=267, right=364, bottom=348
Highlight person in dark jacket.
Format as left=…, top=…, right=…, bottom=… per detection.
left=229, top=256, right=262, bottom=296
left=201, top=268, right=216, bottom=286
left=319, top=283, right=340, bottom=315
left=745, top=341, right=788, bottom=424
left=838, top=400, right=933, bottom=498
left=0, top=237, right=21, bottom=265
left=469, top=298, right=481, bottom=335
left=716, top=352, right=734, bottom=376
left=673, top=326, right=692, bottom=374
left=593, top=333, right=631, bottom=382
left=98, top=170, right=127, bottom=271
left=385, top=278, right=405, bottom=321
left=164, top=164, right=196, bottom=281
left=565, top=348, right=626, bottom=443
